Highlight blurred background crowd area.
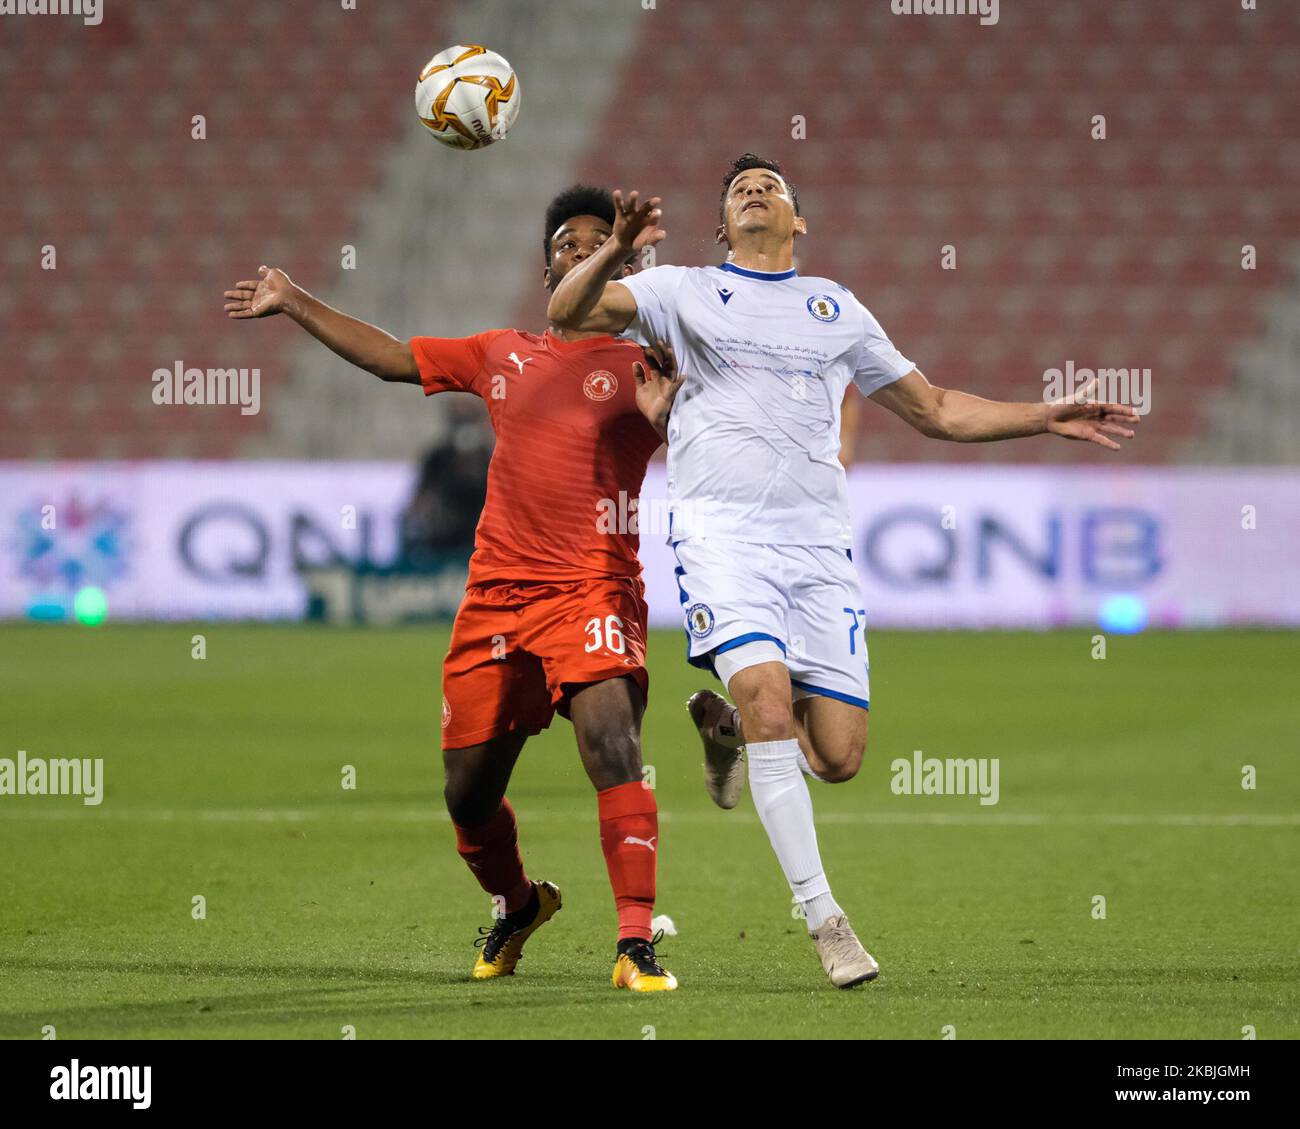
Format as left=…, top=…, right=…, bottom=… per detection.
left=1, top=0, right=1297, bottom=470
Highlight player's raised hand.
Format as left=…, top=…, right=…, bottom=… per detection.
left=612, top=189, right=665, bottom=253
left=1045, top=378, right=1141, bottom=450
left=224, top=265, right=296, bottom=319
left=633, top=340, right=685, bottom=440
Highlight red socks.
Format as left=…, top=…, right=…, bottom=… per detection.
left=454, top=799, right=532, bottom=914
left=454, top=786, right=659, bottom=941
left=597, top=781, right=659, bottom=942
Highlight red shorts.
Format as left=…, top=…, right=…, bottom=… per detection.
left=440, top=576, right=650, bottom=749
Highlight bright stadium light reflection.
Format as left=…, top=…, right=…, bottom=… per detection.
left=74, top=586, right=108, bottom=627
left=1098, top=594, right=1148, bottom=634
left=26, top=595, right=68, bottom=622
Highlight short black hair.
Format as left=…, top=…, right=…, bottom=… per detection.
left=543, top=184, right=616, bottom=265
left=719, top=153, right=799, bottom=220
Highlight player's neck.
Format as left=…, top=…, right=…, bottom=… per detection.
left=547, top=323, right=609, bottom=344
left=724, top=242, right=795, bottom=274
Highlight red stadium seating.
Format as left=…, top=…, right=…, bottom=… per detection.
left=3, top=0, right=1296, bottom=464
left=0, top=0, right=440, bottom=459
left=557, top=0, right=1299, bottom=464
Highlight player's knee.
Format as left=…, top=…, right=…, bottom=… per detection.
left=442, top=753, right=495, bottom=826
left=443, top=775, right=495, bottom=827
left=577, top=720, right=643, bottom=788
left=736, top=690, right=795, bottom=743
left=812, top=718, right=867, bottom=783
left=818, top=742, right=864, bottom=784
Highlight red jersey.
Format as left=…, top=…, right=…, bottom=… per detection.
left=410, top=329, right=662, bottom=585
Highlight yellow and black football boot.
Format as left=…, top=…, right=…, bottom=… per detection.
left=471, top=880, right=562, bottom=979
left=612, top=930, right=678, bottom=992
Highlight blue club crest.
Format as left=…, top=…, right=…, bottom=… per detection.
left=685, top=603, right=715, bottom=638
left=807, top=294, right=840, bottom=322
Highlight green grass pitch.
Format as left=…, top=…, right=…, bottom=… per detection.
left=1, top=624, right=1296, bottom=1040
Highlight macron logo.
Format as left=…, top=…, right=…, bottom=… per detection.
left=717, top=288, right=733, bottom=305
left=623, top=835, right=657, bottom=852
left=507, top=352, right=533, bottom=374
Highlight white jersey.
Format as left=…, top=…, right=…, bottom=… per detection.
left=619, top=263, right=913, bottom=547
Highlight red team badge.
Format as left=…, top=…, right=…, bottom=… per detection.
left=583, top=369, right=617, bottom=401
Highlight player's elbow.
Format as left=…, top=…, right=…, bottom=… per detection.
left=916, top=387, right=958, bottom=440
left=372, top=343, right=419, bottom=383
left=545, top=290, right=579, bottom=328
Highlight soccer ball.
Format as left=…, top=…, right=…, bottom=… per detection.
left=414, top=45, right=520, bottom=150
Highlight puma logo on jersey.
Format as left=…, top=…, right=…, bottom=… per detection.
left=623, top=835, right=657, bottom=852
left=507, top=352, right=534, bottom=374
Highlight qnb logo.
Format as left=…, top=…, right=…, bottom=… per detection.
left=50, top=1060, right=151, bottom=1110
left=0, top=0, right=104, bottom=26
left=17, top=496, right=129, bottom=592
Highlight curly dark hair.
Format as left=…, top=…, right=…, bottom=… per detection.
left=719, top=153, right=800, bottom=221
left=543, top=184, right=616, bottom=265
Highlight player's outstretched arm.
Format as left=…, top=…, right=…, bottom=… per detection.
left=224, top=266, right=419, bottom=384
left=870, top=369, right=1139, bottom=450
left=547, top=189, right=664, bottom=334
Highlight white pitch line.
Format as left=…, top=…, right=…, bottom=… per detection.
left=1, top=808, right=1297, bottom=828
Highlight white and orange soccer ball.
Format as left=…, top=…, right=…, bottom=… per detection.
left=414, top=45, right=520, bottom=150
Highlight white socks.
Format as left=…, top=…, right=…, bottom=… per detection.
left=795, top=749, right=824, bottom=781
left=746, top=738, right=843, bottom=931
left=721, top=702, right=822, bottom=780
left=722, top=697, right=821, bottom=785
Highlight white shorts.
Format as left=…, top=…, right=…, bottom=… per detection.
left=671, top=537, right=871, bottom=710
